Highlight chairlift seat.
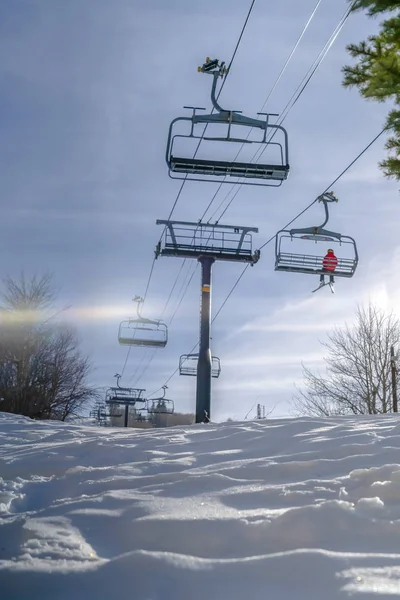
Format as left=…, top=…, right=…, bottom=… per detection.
left=170, top=156, right=289, bottom=181
left=163, top=241, right=253, bottom=262
left=118, top=335, right=167, bottom=348
left=275, top=252, right=357, bottom=277
left=165, top=242, right=252, bottom=255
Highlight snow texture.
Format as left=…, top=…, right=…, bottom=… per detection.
left=1, top=413, right=400, bottom=598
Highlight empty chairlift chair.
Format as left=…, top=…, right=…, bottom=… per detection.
left=275, top=192, right=358, bottom=293
left=179, top=354, right=221, bottom=378
left=166, top=58, right=290, bottom=187
left=118, top=296, right=168, bottom=348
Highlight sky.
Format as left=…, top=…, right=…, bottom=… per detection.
left=1, top=0, right=399, bottom=422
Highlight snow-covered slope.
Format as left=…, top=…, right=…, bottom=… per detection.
left=1, top=413, right=400, bottom=599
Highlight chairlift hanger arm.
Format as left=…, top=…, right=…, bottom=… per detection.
left=198, top=58, right=227, bottom=111
left=314, top=191, right=339, bottom=230
left=128, top=295, right=162, bottom=325
left=288, top=227, right=342, bottom=240
left=195, top=57, right=286, bottom=132
left=284, top=192, right=338, bottom=236
left=133, top=295, right=144, bottom=319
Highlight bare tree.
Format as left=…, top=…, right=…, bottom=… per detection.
left=0, top=273, right=99, bottom=420
left=293, top=304, right=400, bottom=417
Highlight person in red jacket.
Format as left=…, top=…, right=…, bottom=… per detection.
left=316, top=249, right=338, bottom=292
left=322, top=249, right=338, bottom=272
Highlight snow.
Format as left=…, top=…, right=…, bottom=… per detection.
left=1, top=414, right=400, bottom=598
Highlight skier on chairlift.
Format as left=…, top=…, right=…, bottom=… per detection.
left=323, top=248, right=338, bottom=271
left=318, top=248, right=338, bottom=291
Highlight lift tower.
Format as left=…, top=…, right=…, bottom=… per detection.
left=155, top=220, right=260, bottom=423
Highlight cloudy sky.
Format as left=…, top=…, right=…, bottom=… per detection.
left=1, top=0, right=398, bottom=422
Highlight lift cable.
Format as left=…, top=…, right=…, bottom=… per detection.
left=168, top=264, right=199, bottom=326
left=132, top=347, right=159, bottom=386
left=261, top=0, right=324, bottom=113
left=160, top=260, right=188, bottom=319
left=209, top=0, right=356, bottom=225
left=127, top=348, right=152, bottom=384
left=200, top=0, right=324, bottom=223
left=254, top=0, right=356, bottom=165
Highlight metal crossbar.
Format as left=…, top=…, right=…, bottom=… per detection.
left=156, top=220, right=259, bottom=263
left=165, top=242, right=251, bottom=255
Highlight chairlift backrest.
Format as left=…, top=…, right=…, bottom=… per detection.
left=118, top=318, right=168, bottom=348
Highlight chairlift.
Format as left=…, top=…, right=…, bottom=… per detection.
left=179, top=354, right=221, bottom=378
left=147, top=385, right=175, bottom=415
left=118, top=296, right=168, bottom=348
left=166, top=58, right=290, bottom=187
left=105, top=374, right=146, bottom=406
left=275, top=192, right=358, bottom=293
left=90, top=402, right=121, bottom=426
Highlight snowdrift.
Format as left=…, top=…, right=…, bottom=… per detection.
left=1, top=412, right=400, bottom=599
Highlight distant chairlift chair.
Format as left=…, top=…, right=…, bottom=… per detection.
left=147, top=385, right=175, bottom=415
left=274, top=192, right=358, bottom=293
left=179, top=354, right=221, bottom=378
left=118, top=295, right=168, bottom=348
left=166, top=57, right=290, bottom=187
